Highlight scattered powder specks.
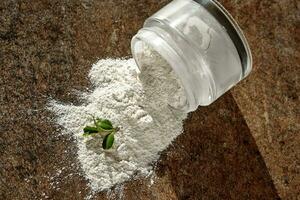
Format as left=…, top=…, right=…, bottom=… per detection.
left=48, top=52, right=187, bottom=192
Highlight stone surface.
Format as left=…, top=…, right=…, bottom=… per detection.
left=218, top=0, right=300, bottom=199
left=0, top=0, right=295, bottom=199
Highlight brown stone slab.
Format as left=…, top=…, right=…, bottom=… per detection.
left=218, top=0, right=300, bottom=198
left=0, top=0, right=279, bottom=199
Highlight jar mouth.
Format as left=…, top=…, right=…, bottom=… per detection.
left=192, top=0, right=252, bottom=77
left=131, top=28, right=198, bottom=112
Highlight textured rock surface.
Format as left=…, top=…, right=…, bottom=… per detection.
left=0, top=0, right=296, bottom=199
left=219, top=0, right=300, bottom=199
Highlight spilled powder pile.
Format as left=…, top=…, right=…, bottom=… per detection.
left=48, top=50, right=187, bottom=192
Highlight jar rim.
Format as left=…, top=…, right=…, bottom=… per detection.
left=192, top=0, right=252, bottom=77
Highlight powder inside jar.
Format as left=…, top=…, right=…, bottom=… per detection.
left=137, top=44, right=188, bottom=110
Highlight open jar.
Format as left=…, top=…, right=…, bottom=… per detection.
left=131, top=0, right=252, bottom=112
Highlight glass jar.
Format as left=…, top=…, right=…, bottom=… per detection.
left=131, top=0, right=252, bottom=112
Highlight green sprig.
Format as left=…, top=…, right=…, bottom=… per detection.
left=83, top=116, right=118, bottom=149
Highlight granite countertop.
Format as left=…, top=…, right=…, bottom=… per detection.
left=0, top=0, right=298, bottom=199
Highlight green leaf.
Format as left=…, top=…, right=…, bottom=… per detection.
left=102, top=133, right=114, bottom=149
left=83, top=126, right=98, bottom=136
left=83, top=126, right=98, bottom=133
left=101, top=119, right=113, bottom=129
left=96, top=119, right=113, bottom=130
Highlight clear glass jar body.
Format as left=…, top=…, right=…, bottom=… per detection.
left=131, top=0, right=252, bottom=112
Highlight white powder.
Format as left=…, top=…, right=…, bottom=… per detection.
left=48, top=49, right=187, bottom=192
left=137, top=45, right=188, bottom=111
